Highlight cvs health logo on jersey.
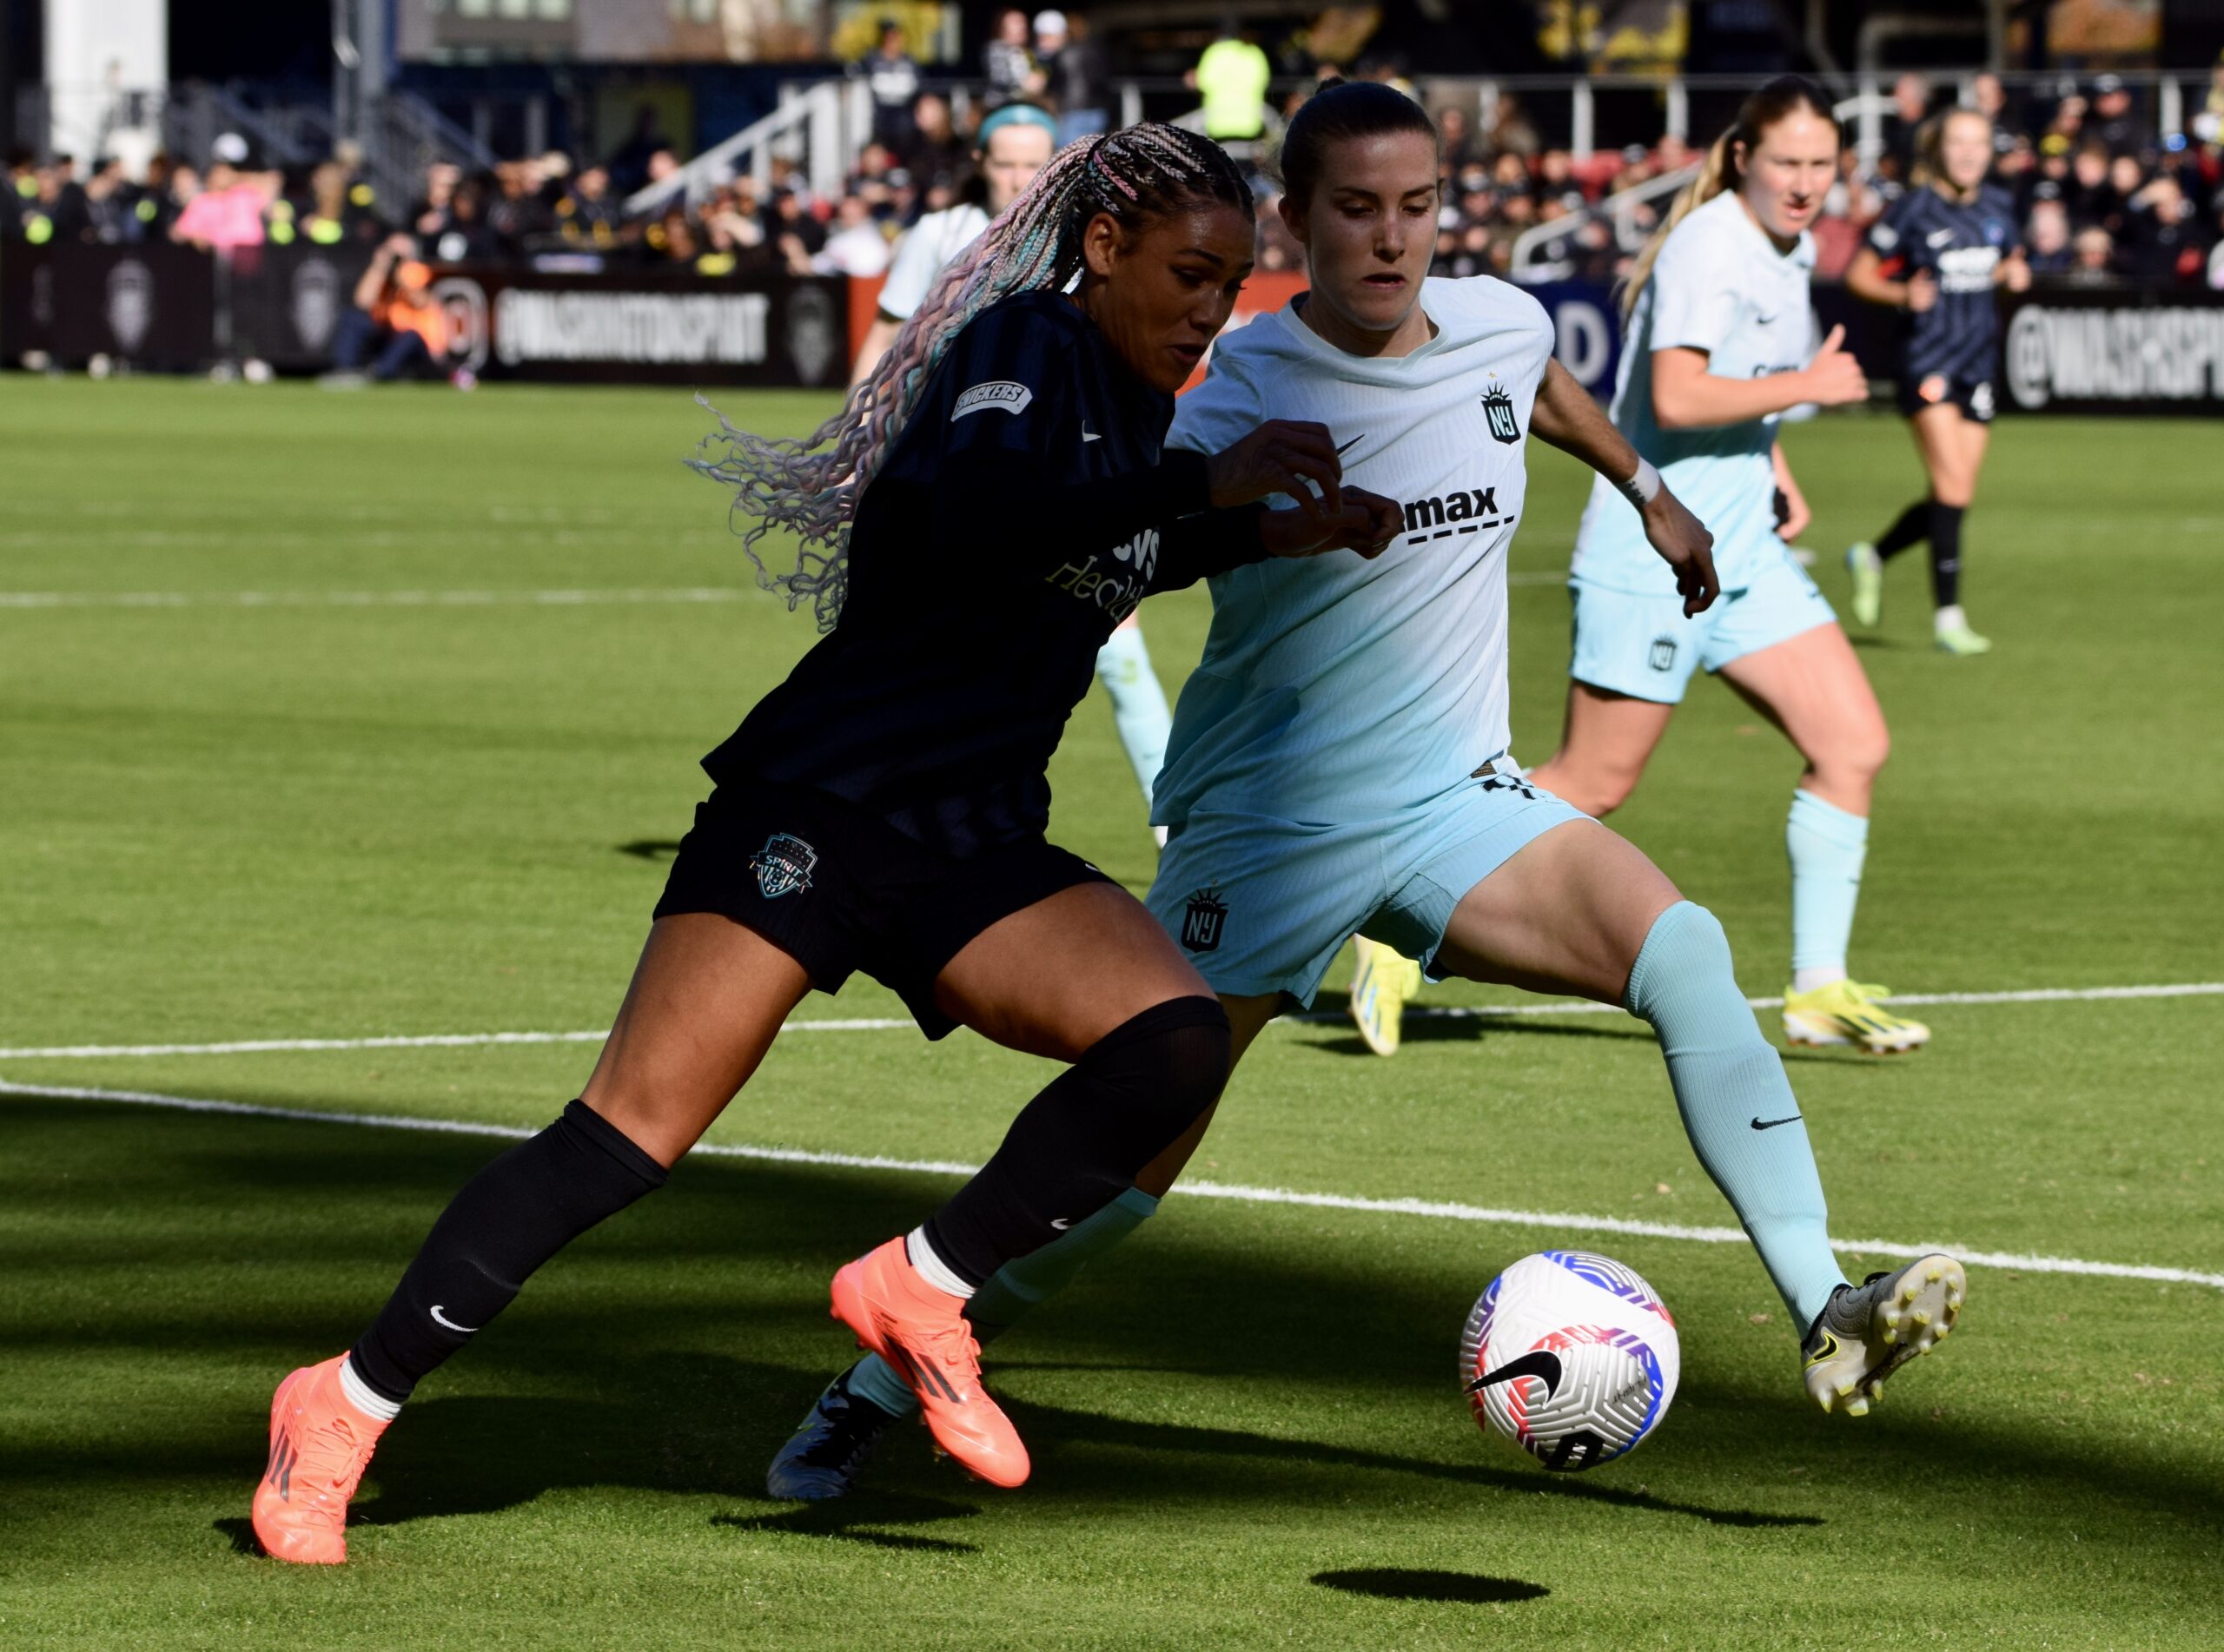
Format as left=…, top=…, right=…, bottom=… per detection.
left=1046, top=525, right=1156, bottom=620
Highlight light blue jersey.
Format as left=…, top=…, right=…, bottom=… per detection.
left=1155, top=276, right=1557, bottom=829
left=1571, top=189, right=1817, bottom=595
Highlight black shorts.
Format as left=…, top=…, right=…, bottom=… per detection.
left=652, top=780, right=1114, bottom=1039
left=1897, top=371, right=1996, bottom=424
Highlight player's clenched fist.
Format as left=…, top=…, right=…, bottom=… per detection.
left=1205, top=419, right=1344, bottom=519
left=1260, top=486, right=1404, bottom=562
left=1640, top=485, right=1720, bottom=617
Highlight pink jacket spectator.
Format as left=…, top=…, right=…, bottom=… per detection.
left=172, top=184, right=268, bottom=250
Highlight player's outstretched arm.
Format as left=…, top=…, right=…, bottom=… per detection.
left=1529, top=358, right=1719, bottom=616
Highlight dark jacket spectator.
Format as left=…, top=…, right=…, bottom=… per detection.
left=858, top=24, right=923, bottom=154
left=983, top=10, right=1042, bottom=108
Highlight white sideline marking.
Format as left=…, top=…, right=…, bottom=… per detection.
left=0, top=588, right=753, bottom=611
left=3, top=1076, right=2218, bottom=1292
left=3, top=981, right=2217, bottom=1063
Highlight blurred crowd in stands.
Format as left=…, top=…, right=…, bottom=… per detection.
left=9, top=25, right=2223, bottom=316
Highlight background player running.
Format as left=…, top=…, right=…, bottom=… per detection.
left=1530, top=76, right=1934, bottom=1058
left=1843, top=107, right=2029, bottom=656
left=857, top=102, right=1179, bottom=843
left=771, top=83, right=1965, bottom=1502
left=250, top=123, right=1403, bottom=1563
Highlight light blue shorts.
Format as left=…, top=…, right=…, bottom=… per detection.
left=1568, top=542, right=1835, bottom=705
left=1145, top=758, right=1588, bottom=1006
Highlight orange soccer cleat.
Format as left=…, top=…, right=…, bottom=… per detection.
left=251, top=1354, right=390, bottom=1564
left=829, top=1237, right=1030, bottom=1489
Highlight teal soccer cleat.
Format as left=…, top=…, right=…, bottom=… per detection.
left=766, top=1366, right=903, bottom=1501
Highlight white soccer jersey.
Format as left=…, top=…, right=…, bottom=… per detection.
left=877, top=203, right=990, bottom=320
left=1571, top=188, right=1816, bottom=593
left=1156, top=276, right=1556, bottom=827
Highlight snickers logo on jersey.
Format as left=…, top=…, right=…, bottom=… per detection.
left=1480, top=382, right=1522, bottom=444
left=1181, top=886, right=1228, bottom=953
left=953, top=380, right=1034, bottom=419
left=750, top=833, right=818, bottom=898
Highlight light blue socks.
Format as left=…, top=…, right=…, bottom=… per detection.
left=1785, top=788, right=1869, bottom=987
left=846, top=1186, right=1162, bottom=1417
left=1095, top=624, right=1175, bottom=803
left=1625, top=901, right=1846, bottom=1325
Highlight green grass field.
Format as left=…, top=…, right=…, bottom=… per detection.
left=3, top=376, right=2220, bottom=1650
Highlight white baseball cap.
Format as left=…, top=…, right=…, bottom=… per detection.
left=1034, top=10, right=1068, bottom=35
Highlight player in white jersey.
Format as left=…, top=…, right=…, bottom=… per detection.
left=1532, top=76, right=1934, bottom=1057
left=853, top=104, right=1181, bottom=843
left=767, top=83, right=1966, bottom=1500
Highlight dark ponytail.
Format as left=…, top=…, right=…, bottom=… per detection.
left=1273, top=79, right=1440, bottom=210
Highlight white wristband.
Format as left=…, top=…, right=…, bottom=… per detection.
left=1616, top=458, right=1662, bottom=509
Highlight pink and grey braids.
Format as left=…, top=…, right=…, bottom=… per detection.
left=687, top=122, right=1253, bottom=631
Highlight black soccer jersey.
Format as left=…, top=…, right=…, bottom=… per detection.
left=705, top=291, right=1270, bottom=858
left=1866, top=183, right=2019, bottom=387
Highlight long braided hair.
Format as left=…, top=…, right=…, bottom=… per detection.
left=687, top=122, right=1253, bottom=631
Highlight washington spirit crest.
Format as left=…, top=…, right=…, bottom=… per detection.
left=1480, top=382, right=1521, bottom=444
left=1181, top=885, right=1228, bottom=953
left=750, top=833, right=818, bottom=899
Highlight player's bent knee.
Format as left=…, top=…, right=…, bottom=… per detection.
left=1086, top=995, right=1232, bottom=1133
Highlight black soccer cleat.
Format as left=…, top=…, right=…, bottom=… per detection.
left=765, top=1366, right=903, bottom=1501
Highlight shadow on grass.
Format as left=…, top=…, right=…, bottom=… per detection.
left=1313, top=1567, right=1547, bottom=1604
left=7, top=1097, right=2222, bottom=1560
left=616, top=840, right=681, bottom=861
left=712, top=1492, right=982, bottom=1554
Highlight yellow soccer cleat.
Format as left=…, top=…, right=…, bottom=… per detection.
left=1781, top=979, right=1930, bottom=1054
left=1348, top=937, right=1425, bottom=1057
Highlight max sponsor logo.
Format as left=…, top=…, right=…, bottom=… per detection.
left=1403, top=486, right=1499, bottom=537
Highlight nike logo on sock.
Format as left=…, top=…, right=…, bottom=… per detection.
left=430, top=1305, right=480, bottom=1332
left=1049, top=1218, right=1074, bottom=1231
left=1082, top=428, right=1102, bottom=443
left=1751, top=1114, right=1804, bottom=1132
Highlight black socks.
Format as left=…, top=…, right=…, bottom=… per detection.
left=1924, top=501, right=1963, bottom=609
left=349, top=1100, right=668, bottom=1403
left=921, top=997, right=1230, bottom=1286
left=1875, top=499, right=1929, bottom=558
left=1876, top=497, right=1965, bottom=610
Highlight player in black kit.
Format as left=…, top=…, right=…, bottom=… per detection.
left=1844, top=107, right=2030, bottom=655
left=249, top=122, right=1404, bottom=1563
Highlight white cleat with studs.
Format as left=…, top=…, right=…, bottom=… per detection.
left=1800, top=1252, right=1967, bottom=1417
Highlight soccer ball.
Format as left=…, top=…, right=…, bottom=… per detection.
left=1460, top=1250, right=1679, bottom=1472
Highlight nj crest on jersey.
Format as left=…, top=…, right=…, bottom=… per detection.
left=1481, top=382, right=1522, bottom=444
left=751, top=833, right=818, bottom=898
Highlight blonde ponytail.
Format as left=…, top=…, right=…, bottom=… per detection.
left=1619, top=128, right=1737, bottom=320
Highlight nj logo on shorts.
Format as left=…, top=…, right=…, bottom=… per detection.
left=751, top=833, right=818, bottom=898
left=1648, top=635, right=1678, bottom=672
left=1182, top=886, right=1228, bottom=953
left=1480, top=384, right=1521, bottom=444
